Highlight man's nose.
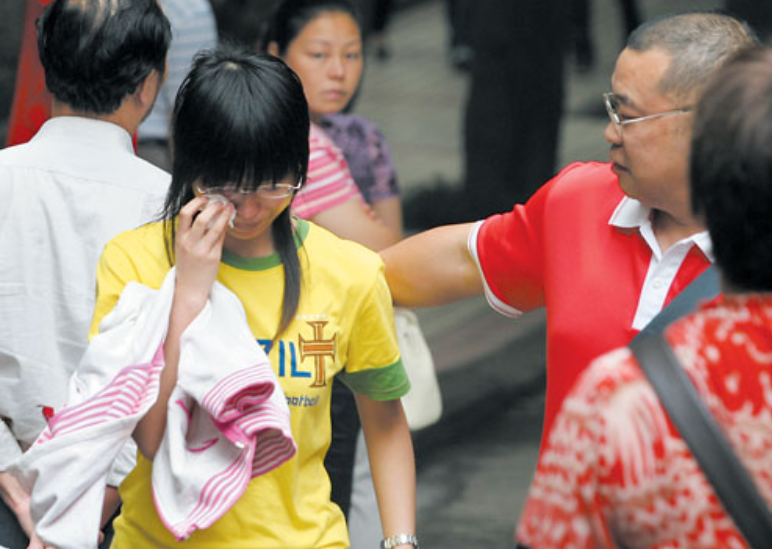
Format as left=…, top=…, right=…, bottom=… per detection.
left=604, top=120, right=622, bottom=145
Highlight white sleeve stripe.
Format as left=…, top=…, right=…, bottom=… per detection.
left=467, top=221, right=522, bottom=319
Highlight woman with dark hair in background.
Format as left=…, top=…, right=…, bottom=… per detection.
left=260, top=2, right=410, bottom=547
left=261, top=0, right=400, bottom=249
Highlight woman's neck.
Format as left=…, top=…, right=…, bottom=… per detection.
left=223, top=233, right=276, bottom=259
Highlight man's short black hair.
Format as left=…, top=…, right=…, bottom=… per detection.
left=691, top=46, right=772, bottom=292
left=37, top=0, right=172, bottom=115
left=627, top=11, right=758, bottom=103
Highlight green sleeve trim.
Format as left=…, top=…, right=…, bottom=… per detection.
left=338, top=359, right=411, bottom=401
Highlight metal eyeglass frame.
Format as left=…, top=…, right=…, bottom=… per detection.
left=603, top=92, right=692, bottom=137
left=195, top=180, right=302, bottom=200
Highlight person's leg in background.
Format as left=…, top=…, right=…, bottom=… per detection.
left=325, top=380, right=382, bottom=549
left=324, top=379, right=360, bottom=519
left=445, top=0, right=474, bottom=70
left=346, top=432, right=381, bottom=549
left=571, top=0, right=594, bottom=71
left=0, top=499, right=118, bottom=549
left=724, top=0, right=772, bottom=40
left=463, top=0, right=569, bottom=220
left=0, top=497, right=117, bottom=549
left=370, top=0, right=393, bottom=60
left=0, top=498, right=29, bottom=549
left=617, top=0, right=641, bottom=37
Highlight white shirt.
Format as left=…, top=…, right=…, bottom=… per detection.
left=608, top=196, right=714, bottom=330
left=138, top=0, right=217, bottom=141
left=0, top=116, right=170, bottom=472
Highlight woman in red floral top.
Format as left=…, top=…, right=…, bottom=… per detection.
left=517, top=46, right=772, bottom=549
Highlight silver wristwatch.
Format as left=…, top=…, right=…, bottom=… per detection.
left=380, top=533, right=420, bottom=549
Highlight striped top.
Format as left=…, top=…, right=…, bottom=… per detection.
left=292, top=123, right=364, bottom=219
left=321, top=113, right=400, bottom=204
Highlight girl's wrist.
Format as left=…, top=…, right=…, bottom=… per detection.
left=173, top=281, right=209, bottom=307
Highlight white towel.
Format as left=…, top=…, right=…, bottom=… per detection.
left=153, top=273, right=295, bottom=539
left=11, top=269, right=296, bottom=548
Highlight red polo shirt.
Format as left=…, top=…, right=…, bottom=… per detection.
left=470, top=162, right=712, bottom=442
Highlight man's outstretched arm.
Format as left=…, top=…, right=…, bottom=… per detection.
left=380, top=223, right=484, bottom=307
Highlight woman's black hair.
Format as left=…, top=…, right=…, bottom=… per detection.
left=690, top=46, right=772, bottom=292
left=161, top=45, right=310, bottom=337
left=257, top=0, right=360, bottom=54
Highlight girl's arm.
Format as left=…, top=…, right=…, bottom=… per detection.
left=310, top=197, right=400, bottom=251
left=133, top=196, right=234, bottom=460
left=300, top=125, right=401, bottom=251
left=355, top=394, right=416, bottom=543
left=371, top=195, right=404, bottom=238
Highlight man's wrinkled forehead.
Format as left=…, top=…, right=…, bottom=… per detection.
left=610, top=47, right=677, bottom=107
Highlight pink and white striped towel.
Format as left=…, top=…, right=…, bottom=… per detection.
left=11, top=269, right=296, bottom=549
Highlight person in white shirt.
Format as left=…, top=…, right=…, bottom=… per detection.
left=0, top=1, right=171, bottom=547
left=137, top=0, right=218, bottom=171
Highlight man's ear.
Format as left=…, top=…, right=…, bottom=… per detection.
left=267, top=42, right=280, bottom=57
left=136, top=69, right=164, bottom=108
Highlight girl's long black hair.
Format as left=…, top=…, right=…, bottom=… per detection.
left=161, top=46, right=310, bottom=337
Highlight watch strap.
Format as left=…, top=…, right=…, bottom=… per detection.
left=381, top=533, right=420, bottom=549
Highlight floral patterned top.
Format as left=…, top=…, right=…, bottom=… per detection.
left=320, top=113, right=400, bottom=205
left=517, top=294, right=772, bottom=549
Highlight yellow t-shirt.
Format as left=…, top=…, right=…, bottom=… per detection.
left=92, top=219, right=409, bottom=549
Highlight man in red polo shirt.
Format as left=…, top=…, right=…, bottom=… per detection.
left=381, top=12, right=757, bottom=447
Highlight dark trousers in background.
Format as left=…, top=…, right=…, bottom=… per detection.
left=372, top=0, right=393, bottom=34
left=324, top=378, right=361, bottom=518
left=1, top=497, right=116, bottom=549
left=725, top=0, right=772, bottom=40
left=0, top=498, right=28, bottom=549
left=617, top=0, right=641, bottom=36
left=463, top=0, right=570, bottom=219
left=572, top=0, right=641, bottom=44
left=446, top=0, right=474, bottom=49
left=570, top=0, right=640, bottom=69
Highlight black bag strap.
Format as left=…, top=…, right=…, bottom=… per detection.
left=629, top=332, right=772, bottom=549
left=635, top=265, right=720, bottom=339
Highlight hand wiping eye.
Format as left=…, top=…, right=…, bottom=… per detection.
left=203, top=194, right=236, bottom=228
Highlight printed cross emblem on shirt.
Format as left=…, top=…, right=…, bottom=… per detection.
left=298, top=320, right=337, bottom=388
